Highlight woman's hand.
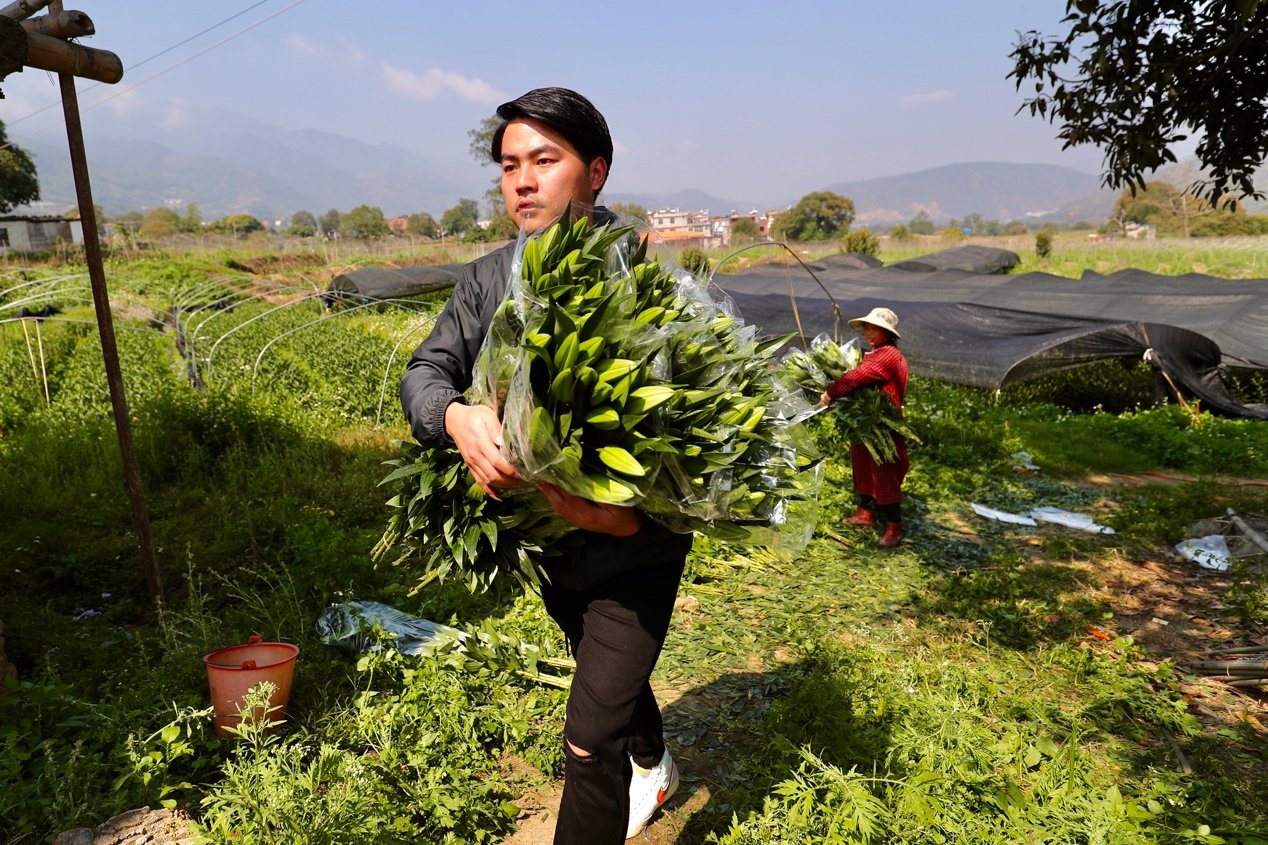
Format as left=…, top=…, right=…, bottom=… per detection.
left=538, top=482, right=643, bottom=537
left=444, top=402, right=521, bottom=498
left=819, top=391, right=831, bottom=407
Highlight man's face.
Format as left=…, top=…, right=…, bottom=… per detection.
left=499, top=118, right=607, bottom=233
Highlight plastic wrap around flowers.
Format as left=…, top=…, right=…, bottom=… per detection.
left=473, top=206, right=824, bottom=550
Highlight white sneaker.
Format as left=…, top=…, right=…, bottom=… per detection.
left=626, top=748, right=679, bottom=839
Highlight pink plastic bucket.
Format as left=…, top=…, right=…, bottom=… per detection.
left=203, top=635, right=299, bottom=737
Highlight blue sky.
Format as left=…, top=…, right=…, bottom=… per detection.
left=2, top=0, right=1117, bottom=207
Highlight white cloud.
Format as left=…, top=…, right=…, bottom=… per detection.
left=902, top=90, right=954, bottom=106
left=380, top=63, right=505, bottom=104
left=285, top=33, right=328, bottom=59
left=286, top=34, right=366, bottom=66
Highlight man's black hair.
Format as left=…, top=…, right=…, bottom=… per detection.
left=490, top=87, right=613, bottom=192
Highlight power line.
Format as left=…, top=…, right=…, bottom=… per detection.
left=4, top=0, right=307, bottom=141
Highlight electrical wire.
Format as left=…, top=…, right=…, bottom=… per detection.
left=5, top=0, right=274, bottom=128
left=3, top=0, right=308, bottom=147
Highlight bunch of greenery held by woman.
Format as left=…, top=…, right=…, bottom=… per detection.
left=779, top=333, right=919, bottom=463
left=375, top=209, right=823, bottom=595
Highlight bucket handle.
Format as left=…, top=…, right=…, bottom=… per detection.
left=241, top=636, right=262, bottom=669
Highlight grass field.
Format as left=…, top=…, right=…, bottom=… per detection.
left=1, top=236, right=1265, bottom=844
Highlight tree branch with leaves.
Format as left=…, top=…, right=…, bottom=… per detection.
left=1011, top=0, right=1268, bottom=205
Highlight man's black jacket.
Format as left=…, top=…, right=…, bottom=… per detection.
left=399, top=217, right=692, bottom=591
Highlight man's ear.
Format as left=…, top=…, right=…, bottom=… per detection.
left=589, top=157, right=608, bottom=195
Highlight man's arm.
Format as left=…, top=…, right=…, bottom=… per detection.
left=399, top=252, right=521, bottom=496
left=399, top=269, right=484, bottom=446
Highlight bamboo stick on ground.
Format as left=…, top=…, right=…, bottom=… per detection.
left=1189, top=660, right=1268, bottom=673
left=1226, top=507, right=1268, bottom=555
left=1197, top=645, right=1268, bottom=656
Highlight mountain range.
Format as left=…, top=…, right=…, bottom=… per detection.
left=15, top=105, right=1148, bottom=226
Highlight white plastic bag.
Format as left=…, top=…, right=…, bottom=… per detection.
left=1175, top=534, right=1232, bottom=572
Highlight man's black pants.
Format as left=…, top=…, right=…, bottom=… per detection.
left=539, top=553, right=686, bottom=845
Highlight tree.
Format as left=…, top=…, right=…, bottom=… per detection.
left=209, top=213, right=264, bottom=238
left=730, top=218, right=759, bottom=242
left=139, top=207, right=181, bottom=240
left=1035, top=229, right=1053, bottom=259
left=679, top=248, right=710, bottom=277
left=950, top=212, right=1001, bottom=237
left=1010, top=2, right=1268, bottom=205
left=770, top=191, right=855, bottom=242
left=404, top=212, right=439, bottom=238
left=611, top=202, right=649, bottom=222
left=318, top=208, right=341, bottom=237
left=0, top=120, right=39, bottom=213
left=1108, top=179, right=1238, bottom=237
left=907, top=211, right=934, bottom=235
left=467, top=115, right=520, bottom=240
left=339, top=205, right=390, bottom=239
left=288, top=210, right=318, bottom=237
left=468, top=114, right=500, bottom=165
left=840, top=228, right=879, bottom=256
left=441, top=198, right=480, bottom=237
left=477, top=182, right=517, bottom=239
left=175, top=204, right=202, bottom=234
left=111, top=210, right=144, bottom=237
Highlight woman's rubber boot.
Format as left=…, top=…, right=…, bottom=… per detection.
left=878, top=521, right=903, bottom=547
left=843, top=507, right=874, bottom=527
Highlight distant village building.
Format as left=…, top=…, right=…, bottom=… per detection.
left=386, top=215, right=410, bottom=235
left=648, top=207, right=720, bottom=250
left=647, top=206, right=788, bottom=249
left=714, top=210, right=779, bottom=243
left=0, top=216, right=83, bottom=253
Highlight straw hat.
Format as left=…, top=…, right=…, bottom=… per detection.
left=849, top=306, right=900, bottom=338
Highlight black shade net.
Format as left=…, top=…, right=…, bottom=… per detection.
left=712, top=246, right=1268, bottom=419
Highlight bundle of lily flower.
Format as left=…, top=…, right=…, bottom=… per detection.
left=778, top=333, right=919, bottom=464
left=373, top=440, right=574, bottom=593
left=376, top=210, right=823, bottom=593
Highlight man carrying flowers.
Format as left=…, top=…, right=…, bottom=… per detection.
left=400, top=87, right=684, bottom=844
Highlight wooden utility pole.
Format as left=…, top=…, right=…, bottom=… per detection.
left=0, top=3, right=163, bottom=605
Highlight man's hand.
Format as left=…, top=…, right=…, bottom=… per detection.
left=538, top=482, right=643, bottom=537
left=444, top=402, right=521, bottom=497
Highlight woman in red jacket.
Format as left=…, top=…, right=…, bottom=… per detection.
left=818, top=307, right=910, bottom=547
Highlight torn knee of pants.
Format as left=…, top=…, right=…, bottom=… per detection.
left=563, top=737, right=596, bottom=763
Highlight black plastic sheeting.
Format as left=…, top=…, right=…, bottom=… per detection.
left=327, top=264, right=463, bottom=301
left=713, top=246, right=1268, bottom=420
